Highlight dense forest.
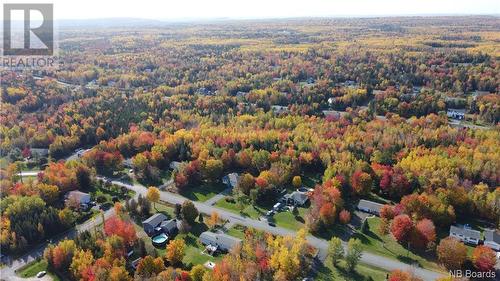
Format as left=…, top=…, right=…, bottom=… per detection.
left=0, top=16, right=499, bottom=281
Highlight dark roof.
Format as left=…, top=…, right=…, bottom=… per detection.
left=160, top=219, right=177, bottom=232
left=450, top=225, right=481, bottom=240
left=484, top=229, right=500, bottom=243
left=357, top=200, right=383, bottom=213
left=143, top=213, right=168, bottom=227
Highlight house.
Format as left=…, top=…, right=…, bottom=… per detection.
left=67, top=191, right=91, bottom=205
left=30, top=148, right=49, bottom=158
left=199, top=232, right=242, bottom=252
left=169, top=161, right=182, bottom=171
left=222, top=173, right=239, bottom=189
left=123, top=158, right=133, bottom=169
left=356, top=200, right=383, bottom=216
left=142, top=213, right=168, bottom=235
left=484, top=229, right=500, bottom=251
left=449, top=225, right=481, bottom=245
left=283, top=191, right=309, bottom=207
left=235, top=91, right=249, bottom=98
left=372, top=90, right=385, bottom=96
left=447, top=109, right=466, bottom=120
left=271, top=105, right=289, bottom=114
left=160, top=219, right=178, bottom=236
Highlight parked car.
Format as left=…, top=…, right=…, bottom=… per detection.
left=36, top=271, right=47, bottom=278
left=268, top=221, right=276, bottom=227
left=266, top=210, right=275, bottom=217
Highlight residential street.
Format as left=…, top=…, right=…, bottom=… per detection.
left=108, top=178, right=444, bottom=280
left=2, top=174, right=444, bottom=281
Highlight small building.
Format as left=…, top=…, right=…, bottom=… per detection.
left=356, top=200, right=383, bottom=216
left=123, top=158, right=133, bottom=169
left=160, top=219, right=178, bottom=236
left=30, top=148, right=49, bottom=158
left=67, top=191, right=91, bottom=205
left=484, top=229, right=500, bottom=251
left=447, top=109, right=466, bottom=120
left=142, top=213, right=168, bottom=235
left=130, top=258, right=141, bottom=270
left=169, top=161, right=182, bottom=171
left=199, top=232, right=242, bottom=252
left=449, top=225, right=481, bottom=245
left=222, top=173, right=239, bottom=189
left=271, top=105, right=289, bottom=114
left=283, top=191, right=309, bottom=207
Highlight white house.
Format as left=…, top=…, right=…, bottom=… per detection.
left=67, top=191, right=91, bottom=205
left=447, top=109, right=466, bottom=120
left=222, top=173, right=239, bottom=189
left=484, top=229, right=500, bottom=251
left=449, top=225, right=481, bottom=245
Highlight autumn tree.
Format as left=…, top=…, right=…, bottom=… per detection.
left=190, top=264, right=207, bottom=281
left=166, top=238, right=186, bottom=266
left=388, top=269, right=423, bottom=281
left=339, top=210, right=351, bottom=224
left=136, top=256, right=165, bottom=278
left=238, top=173, right=255, bottom=195
left=146, top=186, right=160, bottom=209
left=70, top=249, right=94, bottom=280
left=350, top=170, right=373, bottom=195
left=104, top=216, right=137, bottom=246
left=202, top=159, right=223, bottom=182
left=390, top=215, right=414, bottom=244
left=472, top=245, right=496, bottom=272
left=436, top=237, right=468, bottom=270
left=207, top=211, right=220, bottom=229
left=292, top=176, right=302, bottom=188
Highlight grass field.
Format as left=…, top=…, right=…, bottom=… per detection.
left=352, top=217, right=443, bottom=272
left=316, top=260, right=389, bottom=281
left=17, top=259, right=61, bottom=281
left=180, top=182, right=227, bottom=202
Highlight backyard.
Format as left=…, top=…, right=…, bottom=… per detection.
left=180, top=182, right=227, bottom=202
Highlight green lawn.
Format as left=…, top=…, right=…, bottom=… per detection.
left=316, top=260, right=389, bottom=281
left=17, top=259, right=61, bottom=281
left=216, top=197, right=309, bottom=231
left=352, top=217, right=443, bottom=272
left=271, top=207, right=308, bottom=231
left=225, top=224, right=247, bottom=239
left=156, top=222, right=223, bottom=269
left=180, top=182, right=227, bottom=202
left=215, top=197, right=267, bottom=219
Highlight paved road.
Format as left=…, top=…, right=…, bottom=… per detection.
left=0, top=192, right=125, bottom=281
left=107, top=178, right=444, bottom=281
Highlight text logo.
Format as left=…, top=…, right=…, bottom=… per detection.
left=3, top=3, right=54, bottom=56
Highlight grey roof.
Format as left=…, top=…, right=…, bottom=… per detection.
left=290, top=191, right=308, bottom=205
left=143, top=213, right=168, bottom=227
left=223, top=173, right=239, bottom=188
left=68, top=190, right=90, bottom=201
left=484, top=229, right=500, bottom=243
left=447, top=108, right=466, bottom=113
left=169, top=161, right=182, bottom=170
left=200, top=232, right=242, bottom=250
left=30, top=148, right=49, bottom=156
left=160, top=219, right=177, bottom=232
left=357, top=200, right=383, bottom=213
left=450, top=225, right=481, bottom=240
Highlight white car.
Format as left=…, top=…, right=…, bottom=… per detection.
left=36, top=271, right=47, bottom=278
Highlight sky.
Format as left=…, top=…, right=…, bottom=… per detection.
left=3, top=0, right=500, bottom=20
